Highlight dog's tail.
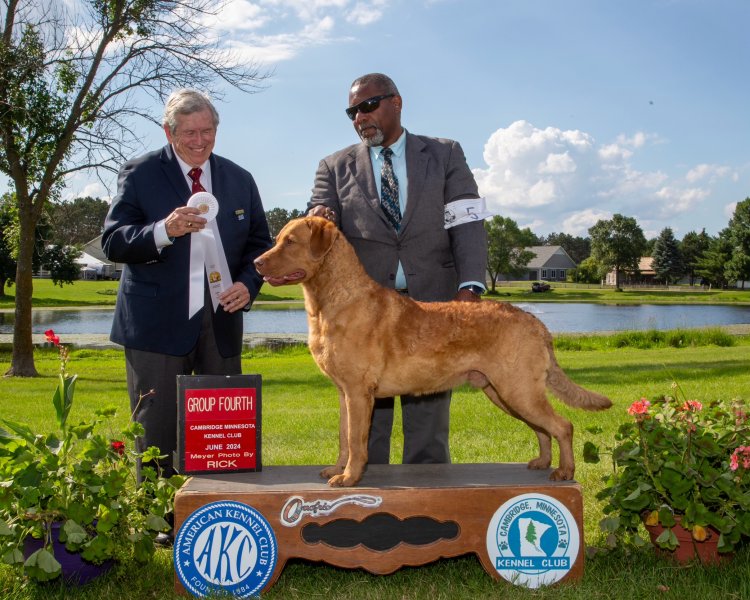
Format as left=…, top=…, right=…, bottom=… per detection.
left=545, top=341, right=612, bottom=411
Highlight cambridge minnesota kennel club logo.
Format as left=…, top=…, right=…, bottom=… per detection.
left=175, top=501, right=278, bottom=598
left=486, top=493, right=579, bottom=588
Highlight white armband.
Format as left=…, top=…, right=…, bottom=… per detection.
left=444, top=197, right=493, bottom=229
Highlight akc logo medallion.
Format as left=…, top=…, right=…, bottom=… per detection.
left=485, top=493, right=579, bottom=588
left=175, top=501, right=277, bottom=598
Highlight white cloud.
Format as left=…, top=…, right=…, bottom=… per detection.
left=226, top=16, right=337, bottom=64
left=346, top=1, right=388, bottom=25
left=473, top=120, right=727, bottom=235
left=561, top=209, right=612, bottom=237
left=205, top=0, right=387, bottom=65
left=63, top=180, right=109, bottom=202
left=685, top=163, right=732, bottom=183
left=206, top=1, right=269, bottom=32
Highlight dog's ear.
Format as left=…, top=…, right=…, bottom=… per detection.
left=308, top=217, right=339, bottom=260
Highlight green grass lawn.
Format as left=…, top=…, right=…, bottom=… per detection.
left=0, top=340, right=748, bottom=599
left=2, top=278, right=750, bottom=310
left=0, top=279, right=306, bottom=309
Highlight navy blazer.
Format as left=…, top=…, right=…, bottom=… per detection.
left=102, top=145, right=272, bottom=357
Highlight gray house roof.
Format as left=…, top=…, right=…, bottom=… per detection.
left=525, top=246, right=577, bottom=269
left=82, top=235, right=108, bottom=263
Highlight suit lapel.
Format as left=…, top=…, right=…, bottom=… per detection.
left=210, top=154, right=222, bottom=199
left=160, top=145, right=191, bottom=202
left=402, top=133, right=428, bottom=233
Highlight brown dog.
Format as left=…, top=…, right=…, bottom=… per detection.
left=254, top=216, right=611, bottom=487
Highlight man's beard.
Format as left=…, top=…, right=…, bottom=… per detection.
left=358, top=126, right=384, bottom=147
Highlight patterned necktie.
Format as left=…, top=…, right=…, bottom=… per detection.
left=380, top=148, right=401, bottom=231
left=188, top=167, right=205, bottom=193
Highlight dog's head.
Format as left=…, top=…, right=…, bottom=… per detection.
left=254, top=216, right=339, bottom=285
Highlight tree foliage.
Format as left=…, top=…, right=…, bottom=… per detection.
left=680, top=229, right=712, bottom=286
left=724, top=198, right=750, bottom=288
left=47, top=196, right=110, bottom=245
left=695, top=229, right=732, bottom=289
left=0, top=195, right=17, bottom=295
left=540, top=231, right=591, bottom=264
left=588, top=214, right=646, bottom=290
left=0, top=0, right=268, bottom=376
left=484, top=216, right=537, bottom=292
left=0, top=192, right=84, bottom=294
left=570, top=256, right=605, bottom=284
left=265, top=207, right=305, bottom=240
left=651, top=227, right=683, bottom=285
left=39, top=243, right=82, bottom=287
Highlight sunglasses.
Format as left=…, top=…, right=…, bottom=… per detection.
left=345, top=94, right=395, bottom=121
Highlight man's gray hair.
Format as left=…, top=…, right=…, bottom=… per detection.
left=350, top=73, right=399, bottom=96
left=162, top=89, right=220, bottom=133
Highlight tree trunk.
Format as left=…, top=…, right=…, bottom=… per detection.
left=6, top=208, right=38, bottom=377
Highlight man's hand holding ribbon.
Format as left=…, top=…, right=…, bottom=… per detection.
left=164, top=206, right=207, bottom=237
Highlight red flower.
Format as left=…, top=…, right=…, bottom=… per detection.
left=44, top=329, right=60, bottom=346
left=111, top=440, right=125, bottom=456
left=680, top=400, right=703, bottom=412
left=628, top=398, right=651, bottom=416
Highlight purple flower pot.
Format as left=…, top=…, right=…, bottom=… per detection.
left=23, top=522, right=114, bottom=585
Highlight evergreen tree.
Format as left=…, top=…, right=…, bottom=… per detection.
left=695, top=230, right=733, bottom=288
left=725, top=198, right=750, bottom=288
left=681, top=229, right=712, bottom=285
left=265, top=207, right=305, bottom=240
left=651, top=227, right=683, bottom=284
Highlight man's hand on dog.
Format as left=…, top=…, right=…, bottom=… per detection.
left=455, top=288, right=482, bottom=303
left=309, top=205, right=337, bottom=222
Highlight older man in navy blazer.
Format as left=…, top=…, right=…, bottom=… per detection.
left=103, top=89, right=272, bottom=492
left=308, top=73, right=489, bottom=465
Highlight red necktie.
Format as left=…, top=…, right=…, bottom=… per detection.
left=188, top=168, right=205, bottom=193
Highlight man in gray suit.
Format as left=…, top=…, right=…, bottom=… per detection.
left=308, top=73, right=489, bottom=465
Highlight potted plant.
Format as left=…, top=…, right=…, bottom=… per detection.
left=0, top=331, right=186, bottom=583
left=584, top=384, right=750, bottom=562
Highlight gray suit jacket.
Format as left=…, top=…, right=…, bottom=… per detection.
left=309, top=132, right=488, bottom=301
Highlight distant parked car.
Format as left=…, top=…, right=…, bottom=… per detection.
left=531, top=281, right=551, bottom=293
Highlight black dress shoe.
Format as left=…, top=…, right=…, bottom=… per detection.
left=155, top=530, right=174, bottom=547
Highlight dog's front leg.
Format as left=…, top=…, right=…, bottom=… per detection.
left=320, top=387, right=348, bottom=480
left=327, top=390, right=374, bottom=487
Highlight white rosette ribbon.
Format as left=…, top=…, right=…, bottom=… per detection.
left=187, top=192, right=232, bottom=317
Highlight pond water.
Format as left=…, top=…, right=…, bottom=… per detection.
left=2, top=303, right=750, bottom=335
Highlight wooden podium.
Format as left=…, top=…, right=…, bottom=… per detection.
left=174, top=463, right=584, bottom=595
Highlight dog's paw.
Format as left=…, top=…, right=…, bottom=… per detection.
left=327, top=470, right=362, bottom=487
left=320, top=465, right=344, bottom=479
left=526, top=457, right=551, bottom=470
left=327, top=474, right=349, bottom=487
left=548, top=467, right=574, bottom=481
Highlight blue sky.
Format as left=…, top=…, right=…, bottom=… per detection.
left=63, top=0, right=749, bottom=239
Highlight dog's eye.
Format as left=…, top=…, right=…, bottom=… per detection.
left=285, top=237, right=295, bottom=245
